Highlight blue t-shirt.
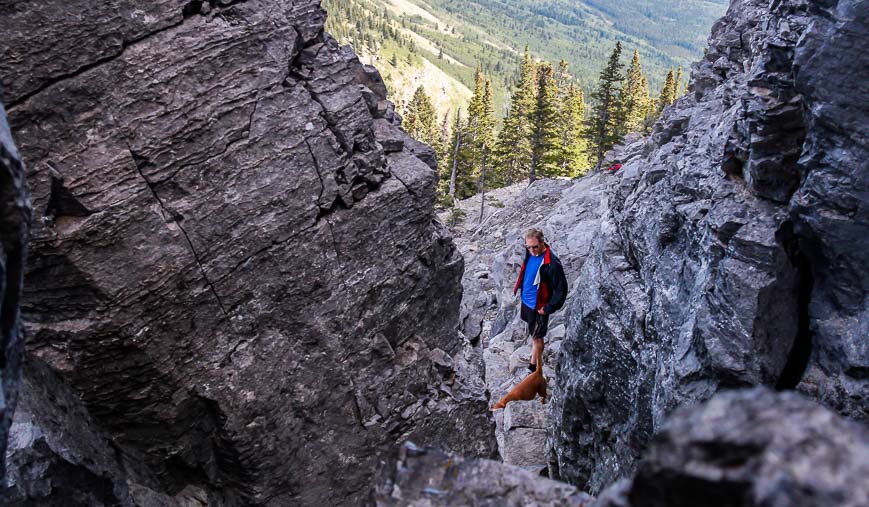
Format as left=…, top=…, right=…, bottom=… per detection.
left=521, top=253, right=545, bottom=308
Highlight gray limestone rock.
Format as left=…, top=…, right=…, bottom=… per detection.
left=789, top=0, right=869, bottom=423
left=0, top=98, right=30, bottom=485
left=593, top=389, right=869, bottom=507
left=504, top=400, right=548, bottom=431
left=3, top=357, right=184, bottom=506
left=374, top=442, right=595, bottom=506
left=550, top=0, right=868, bottom=493
left=2, top=1, right=495, bottom=504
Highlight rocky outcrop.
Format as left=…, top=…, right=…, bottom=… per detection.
left=593, top=389, right=869, bottom=507
left=1, top=1, right=495, bottom=504
left=0, top=100, right=30, bottom=483
left=374, top=441, right=595, bottom=506
left=789, top=0, right=868, bottom=422
left=4, top=357, right=184, bottom=506
left=550, top=0, right=867, bottom=493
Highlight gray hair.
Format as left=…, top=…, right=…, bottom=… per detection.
left=524, top=227, right=545, bottom=243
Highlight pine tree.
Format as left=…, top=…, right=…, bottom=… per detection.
left=559, top=84, right=588, bottom=177
left=435, top=111, right=452, bottom=195
left=389, top=53, right=398, bottom=67
left=494, top=46, right=537, bottom=186
left=404, top=86, right=437, bottom=145
left=530, top=62, right=561, bottom=181
left=555, top=59, right=571, bottom=99
left=675, top=65, right=684, bottom=97
left=477, top=79, right=497, bottom=220
left=447, top=109, right=462, bottom=200
left=658, top=69, right=677, bottom=113
left=587, top=41, right=626, bottom=170
left=454, top=67, right=495, bottom=198
left=620, top=49, right=650, bottom=135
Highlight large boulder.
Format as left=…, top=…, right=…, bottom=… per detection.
left=374, top=441, right=595, bottom=506
left=0, top=98, right=30, bottom=484
left=1, top=1, right=495, bottom=504
left=550, top=0, right=868, bottom=493
left=593, top=388, right=869, bottom=507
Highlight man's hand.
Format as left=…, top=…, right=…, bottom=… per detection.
left=537, top=307, right=546, bottom=315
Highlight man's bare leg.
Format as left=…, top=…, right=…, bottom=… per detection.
left=530, top=336, right=544, bottom=371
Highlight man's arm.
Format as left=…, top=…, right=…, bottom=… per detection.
left=543, top=259, right=569, bottom=314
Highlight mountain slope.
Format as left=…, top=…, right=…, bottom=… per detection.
left=324, top=0, right=727, bottom=118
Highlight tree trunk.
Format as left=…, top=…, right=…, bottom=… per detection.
left=448, top=124, right=461, bottom=201
left=479, top=152, right=488, bottom=223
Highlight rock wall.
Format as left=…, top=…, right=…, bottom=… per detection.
left=0, top=99, right=30, bottom=482
left=789, top=0, right=869, bottom=421
left=1, top=1, right=495, bottom=504
left=550, top=0, right=868, bottom=493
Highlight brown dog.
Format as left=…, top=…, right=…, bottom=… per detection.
left=491, top=342, right=546, bottom=410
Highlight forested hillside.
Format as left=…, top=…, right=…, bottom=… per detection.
left=324, top=0, right=725, bottom=202
left=324, top=0, right=726, bottom=112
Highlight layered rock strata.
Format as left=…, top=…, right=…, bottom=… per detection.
left=550, top=0, right=868, bottom=493
left=1, top=1, right=495, bottom=504
left=0, top=100, right=30, bottom=481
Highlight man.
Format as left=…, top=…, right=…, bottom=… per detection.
left=514, top=228, right=568, bottom=372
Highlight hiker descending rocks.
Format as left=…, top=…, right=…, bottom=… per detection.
left=514, top=228, right=568, bottom=373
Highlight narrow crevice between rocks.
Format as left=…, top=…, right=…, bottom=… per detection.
left=129, top=148, right=229, bottom=319
left=0, top=142, right=28, bottom=371
left=304, top=137, right=330, bottom=213
left=775, top=221, right=814, bottom=390
left=390, top=169, right=417, bottom=198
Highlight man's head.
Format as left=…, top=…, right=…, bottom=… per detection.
left=525, top=228, right=545, bottom=256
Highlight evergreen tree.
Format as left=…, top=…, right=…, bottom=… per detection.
left=447, top=109, right=463, bottom=199
left=587, top=41, right=626, bottom=170
left=477, top=79, right=496, bottom=219
left=494, top=47, right=537, bottom=186
left=404, top=86, right=437, bottom=146
left=620, top=49, right=650, bottom=135
left=435, top=111, right=452, bottom=195
left=558, top=84, right=588, bottom=176
left=454, top=67, right=495, bottom=198
left=555, top=59, right=571, bottom=99
left=389, top=53, right=398, bottom=67
left=530, top=62, right=561, bottom=181
left=658, top=68, right=677, bottom=113
left=675, top=65, right=684, bottom=97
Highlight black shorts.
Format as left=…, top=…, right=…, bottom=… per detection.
left=520, top=303, right=549, bottom=339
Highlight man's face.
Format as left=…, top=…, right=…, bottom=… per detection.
left=525, top=237, right=543, bottom=257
